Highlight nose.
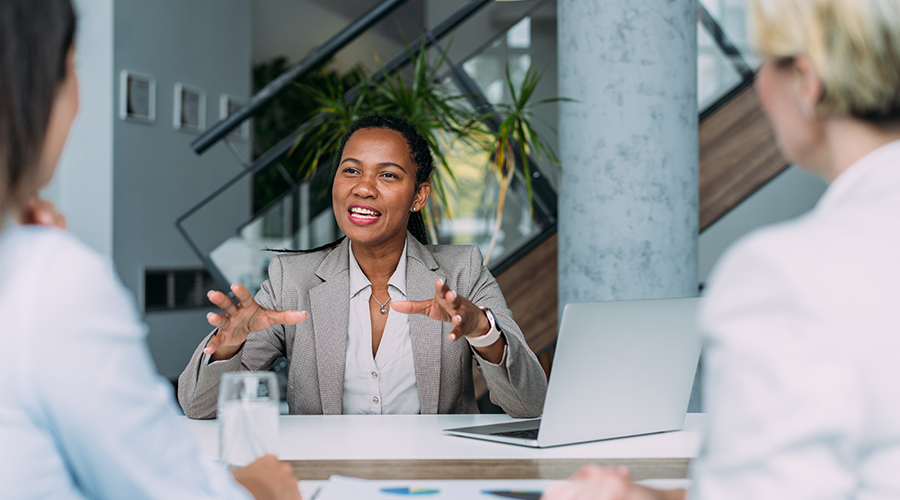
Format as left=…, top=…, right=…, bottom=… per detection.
left=351, top=172, right=377, bottom=198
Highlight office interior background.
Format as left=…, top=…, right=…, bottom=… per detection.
left=45, top=0, right=826, bottom=393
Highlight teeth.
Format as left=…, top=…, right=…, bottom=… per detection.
left=350, top=207, right=380, bottom=218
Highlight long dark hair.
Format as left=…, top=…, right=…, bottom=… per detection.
left=286, top=114, right=435, bottom=254
left=0, top=0, right=77, bottom=221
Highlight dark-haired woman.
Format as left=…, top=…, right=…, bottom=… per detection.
left=0, top=0, right=299, bottom=498
left=178, top=114, right=548, bottom=418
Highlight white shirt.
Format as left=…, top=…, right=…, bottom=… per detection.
left=342, top=241, right=420, bottom=414
left=691, top=141, right=900, bottom=499
left=0, top=226, right=250, bottom=500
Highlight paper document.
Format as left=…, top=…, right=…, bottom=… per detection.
left=309, top=476, right=558, bottom=500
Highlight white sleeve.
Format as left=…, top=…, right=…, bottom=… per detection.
left=690, top=237, right=862, bottom=500
left=28, top=243, right=251, bottom=500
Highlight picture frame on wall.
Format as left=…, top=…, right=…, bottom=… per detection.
left=174, top=83, right=206, bottom=133
left=219, top=94, right=249, bottom=142
left=119, top=70, right=156, bottom=124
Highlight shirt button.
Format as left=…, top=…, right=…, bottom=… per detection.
left=372, top=396, right=379, bottom=404
left=371, top=371, right=378, bottom=379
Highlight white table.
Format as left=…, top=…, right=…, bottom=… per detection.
left=185, top=414, right=705, bottom=480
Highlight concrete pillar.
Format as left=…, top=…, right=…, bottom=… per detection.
left=557, top=0, right=698, bottom=307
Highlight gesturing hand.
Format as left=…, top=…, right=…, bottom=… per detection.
left=204, top=284, right=308, bottom=361
left=232, top=454, right=302, bottom=500
left=392, top=279, right=491, bottom=342
left=542, top=465, right=679, bottom=500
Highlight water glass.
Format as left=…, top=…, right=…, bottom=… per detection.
left=218, top=371, right=280, bottom=467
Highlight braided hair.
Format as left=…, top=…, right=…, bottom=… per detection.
left=333, top=113, right=434, bottom=246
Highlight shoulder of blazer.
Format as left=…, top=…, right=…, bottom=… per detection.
left=424, top=243, right=483, bottom=268
left=416, top=242, right=487, bottom=290
left=268, top=242, right=346, bottom=285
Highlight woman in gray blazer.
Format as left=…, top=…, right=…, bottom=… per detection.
left=178, top=114, right=547, bottom=419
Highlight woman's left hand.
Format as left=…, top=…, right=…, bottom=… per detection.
left=542, top=465, right=683, bottom=500
left=19, top=197, right=67, bottom=229
left=392, top=279, right=492, bottom=342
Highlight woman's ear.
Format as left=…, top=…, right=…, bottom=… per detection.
left=412, top=182, right=431, bottom=212
left=792, top=55, right=824, bottom=118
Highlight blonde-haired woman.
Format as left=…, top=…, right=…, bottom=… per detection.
left=544, top=0, right=900, bottom=498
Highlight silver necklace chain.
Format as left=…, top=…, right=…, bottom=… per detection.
left=370, top=293, right=391, bottom=315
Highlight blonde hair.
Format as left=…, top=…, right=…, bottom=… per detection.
left=749, top=0, right=900, bottom=121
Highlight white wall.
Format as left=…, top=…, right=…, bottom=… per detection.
left=113, top=0, right=253, bottom=379
left=43, top=0, right=115, bottom=257
left=699, top=166, right=828, bottom=282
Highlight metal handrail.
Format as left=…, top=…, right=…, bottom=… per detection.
left=176, top=0, right=497, bottom=299
left=191, top=0, right=409, bottom=155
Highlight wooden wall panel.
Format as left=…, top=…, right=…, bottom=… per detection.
left=699, top=85, right=790, bottom=230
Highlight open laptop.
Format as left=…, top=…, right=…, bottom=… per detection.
left=444, top=297, right=702, bottom=448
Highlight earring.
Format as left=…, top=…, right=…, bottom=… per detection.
left=412, top=208, right=417, bottom=212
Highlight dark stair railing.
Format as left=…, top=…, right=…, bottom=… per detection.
left=177, top=0, right=789, bottom=397
left=176, top=0, right=505, bottom=300
left=191, top=0, right=409, bottom=155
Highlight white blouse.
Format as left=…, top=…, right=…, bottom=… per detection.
left=342, top=241, right=420, bottom=414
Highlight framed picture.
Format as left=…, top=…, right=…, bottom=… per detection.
left=119, top=71, right=156, bottom=123
left=220, top=94, right=249, bottom=141
left=174, top=83, right=206, bottom=133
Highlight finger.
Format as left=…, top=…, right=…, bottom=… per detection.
left=434, top=278, right=450, bottom=298
left=611, top=466, right=630, bottom=479
left=448, top=315, right=466, bottom=341
left=542, top=482, right=577, bottom=500
left=206, top=311, right=231, bottom=331
left=231, top=284, right=255, bottom=308
left=572, top=464, right=603, bottom=480
left=445, top=289, right=459, bottom=308
left=204, top=329, right=223, bottom=354
left=271, top=310, right=308, bottom=326
left=207, top=290, right=239, bottom=316
left=391, top=299, right=432, bottom=316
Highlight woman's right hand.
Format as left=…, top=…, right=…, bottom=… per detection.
left=204, top=284, right=307, bottom=361
left=232, top=454, right=301, bottom=500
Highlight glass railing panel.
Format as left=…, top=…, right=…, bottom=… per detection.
left=432, top=0, right=559, bottom=191
left=181, top=0, right=556, bottom=292
left=699, top=0, right=759, bottom=68
left=182, top=157, right=340, bottom=296
left=428, top=73, right=547, bottom=265
left=698, top=16, right=745, bottom=110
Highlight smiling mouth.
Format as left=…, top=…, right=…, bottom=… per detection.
left=349, top=206, right=382, bottom=220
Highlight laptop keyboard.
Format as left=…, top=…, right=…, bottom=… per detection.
left=489, top=428, right=539, bottom=440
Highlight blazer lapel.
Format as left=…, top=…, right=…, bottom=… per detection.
left=406, top=236, right=443, bottom=415
left=309, top=240, right=350, bottom=415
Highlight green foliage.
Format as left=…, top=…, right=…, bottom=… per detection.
left=482, top=64, right=573, bottom=263
left=251, top=57, right=364, bottom=211
left=253, top=47, right=566, bottom=256
left=291, top=43, right=487, bottom=239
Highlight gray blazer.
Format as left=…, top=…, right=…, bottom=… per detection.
left=178, top=235, right=547, bottom=419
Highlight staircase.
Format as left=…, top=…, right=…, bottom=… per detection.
left=179, top=0, right=792, bottom=405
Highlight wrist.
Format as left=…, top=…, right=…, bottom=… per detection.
left=466, top=307, right=502, bottom=348
left=209, top=336, right=242, bottom=362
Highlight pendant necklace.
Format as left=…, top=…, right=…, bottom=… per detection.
left=371, top=293, right=391, bottom=315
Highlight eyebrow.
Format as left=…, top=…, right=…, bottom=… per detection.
left=340, top=158, right=409, bottom=173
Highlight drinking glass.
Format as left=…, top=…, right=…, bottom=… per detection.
left=218, top=371, right=280, bottom=467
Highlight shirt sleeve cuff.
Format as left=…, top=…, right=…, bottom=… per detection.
left=471, top=335, right=509, bottom=367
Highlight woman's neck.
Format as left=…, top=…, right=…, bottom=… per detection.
left=821, top=118, right=900, bottom=183
left=352, top=236, right=406, bottom=285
